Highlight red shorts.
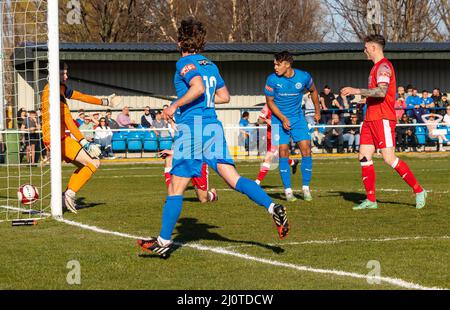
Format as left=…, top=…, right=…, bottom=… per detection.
left=191, top=163, right=209, bottom=191
left=360, top=119, right=396, bottom=149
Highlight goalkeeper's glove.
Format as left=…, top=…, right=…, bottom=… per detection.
left=79, top=138, right=102, bottom=158
left=101, top=93, right=122, bottom=108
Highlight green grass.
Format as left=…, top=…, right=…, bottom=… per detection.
left=0, top=155, right=449, bottom=289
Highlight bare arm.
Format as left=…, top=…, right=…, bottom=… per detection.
left=164, top=76, right=204, bottom=120
left=309, top=84, right=321, bottom=122
left=214, top=86, right=230, bottom=104
left=266, top=96, right=286, bottom=123
left=266, top=96, right=290, bottom=130
left=173, top=76, right=205, bottom=109
left=341, top=83, right=388, bottom=99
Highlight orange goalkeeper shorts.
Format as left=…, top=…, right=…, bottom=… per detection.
left=45, top=136, right=83, bottom=163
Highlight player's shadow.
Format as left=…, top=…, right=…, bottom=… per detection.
left=74, top=197, right=105, bottom=211
left=174, top=218, right=285, bottom=254
left=327, top=191, right=416, bottom=207
left=267, top=192, right=299, bottom=201
left=139, top=217, right=285, bottom=258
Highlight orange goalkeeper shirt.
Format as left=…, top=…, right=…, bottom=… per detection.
left=41, top=83, right=102, bottom=145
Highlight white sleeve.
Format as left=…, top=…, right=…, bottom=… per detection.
left=376, top=63, right=392, bottom=85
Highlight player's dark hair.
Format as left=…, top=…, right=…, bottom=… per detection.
left=422, top=89, right=428, bottom=93
left=59, top=62, right=68, bottom=71
left=364, top=34, right=386, bottom=49
left=274, top=51, right=294, bottom=65
left=242, top=111, right=249, bottom=118
left=177, top=17, right=206, bottom=54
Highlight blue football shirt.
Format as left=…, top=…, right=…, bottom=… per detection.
left=174, top=54, right=225, bottom=123
left=264, top=69, right=313, bottom=123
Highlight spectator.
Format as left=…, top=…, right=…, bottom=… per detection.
left=151, top=111, right=169, bottom=137
left=396, top=114, right=419, bottom=152
left=394, top=93, right=406, bottom=121
left=422, top=113, right=448, bottom=152
left=116, top=106, right=136, bottom=129
left=141, top=106, right=154, bottom=128
left=17, top=108, right=27, bottom=128
left=397, top=86, right=405, bottom=100
left=105, top=109, right=119, bottom=129
left=92, top=112, right=101, bottom=127
left=320, top=85, right=337, bottom=124
left=431, top=88, right=442, bottom=103
left=94, top=117, right=114, bottom=159
left=405, top=88, right=421, bottom=117
left=336, top=87, right=354, bottom=122
left=75, top=109, right=85, bottom=126
left=311, top=128, right=324, bottom=153
left=17, top=109, right=28, bottom=162
left=162, top=104, right=176, bottom=136
left=404, top=84, right=414, bottom=100
left=421, top=90, right=434, bottom=113
left=436, top=93, right=449, bottom=116
left=238, top=111, right=250, bottom=151
left=413, top=103, right=427, bottom=123
left=444, top=106, right=450, bottom=125
left=0, top=134, right=5, bottom=164
left=343, top=114, right=360, bottom=153
left=302, top=92, right=315, bottom=126
left=23, top=110, right=40, bottom=165
left=79, top=114, right=95, bottom=142
left=324, top=114, right=344, bottom=153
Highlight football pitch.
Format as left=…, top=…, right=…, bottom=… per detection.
left=0, top=154, right=449, bottom=290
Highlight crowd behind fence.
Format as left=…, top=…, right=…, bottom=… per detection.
left=2, top=99, right=450, bottom=164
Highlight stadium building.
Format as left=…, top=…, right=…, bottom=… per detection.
left=14, top=42, right=450, bottom=127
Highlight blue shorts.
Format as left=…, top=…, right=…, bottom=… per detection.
left=171, top=117, right=235, bottom=178
left=272, top=117, right=311, bottom=145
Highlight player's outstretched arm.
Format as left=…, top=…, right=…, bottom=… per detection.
left=69, top=90, right=122, bottom=108
left=341, top=83, right=388, bottom=100
left=214, top=86, right=230, bottom=104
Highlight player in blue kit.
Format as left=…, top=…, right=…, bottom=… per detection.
left=265, top=51, right=321, bottom=202
left=137, top=18, right=289, bottom=258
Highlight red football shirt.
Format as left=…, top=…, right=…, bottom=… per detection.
left=365, top=58, right=397, bottom=121
left=259, top=103, right=272, bottom=139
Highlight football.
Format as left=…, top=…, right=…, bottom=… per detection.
left=17, top=184, right=39, bottom=205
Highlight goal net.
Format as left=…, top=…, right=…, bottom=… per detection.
left=0, top=0, right=61, bottom=222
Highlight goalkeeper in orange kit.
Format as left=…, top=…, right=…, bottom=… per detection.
left=41, top=63, right=121, bottom=213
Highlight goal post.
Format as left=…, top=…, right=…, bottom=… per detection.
left=48, top=0, right=62, bottom=218
left=0, top=0, right=62, bottom=221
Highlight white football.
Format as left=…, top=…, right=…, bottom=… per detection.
left=17, top=184, right=39, bottom=205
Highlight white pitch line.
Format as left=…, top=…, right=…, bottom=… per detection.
left=224, top=236, right=450, bottom=249
left=52, top=215, right=448, bottom=290
left=2, top=205, right=448, bottom=290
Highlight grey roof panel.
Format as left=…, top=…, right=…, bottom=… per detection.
left=30, top=42, right=450, bottom=54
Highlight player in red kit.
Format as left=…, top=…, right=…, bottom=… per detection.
left=342, top=34, right=426, bottom=210
left=160, top=149, right=218, bottom=203
left=255, top=103, right=299, bottom=186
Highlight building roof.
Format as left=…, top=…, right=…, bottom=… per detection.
left=47, top=42, right=450, bottom=53
left=17, top=42, right=450, bottom=63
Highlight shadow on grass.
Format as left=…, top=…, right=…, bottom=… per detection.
left=139, top=217, right=285, bottom=259
left=325, top=191, right=416, bottom=207
left=73, top=197, right=105, bottom=211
